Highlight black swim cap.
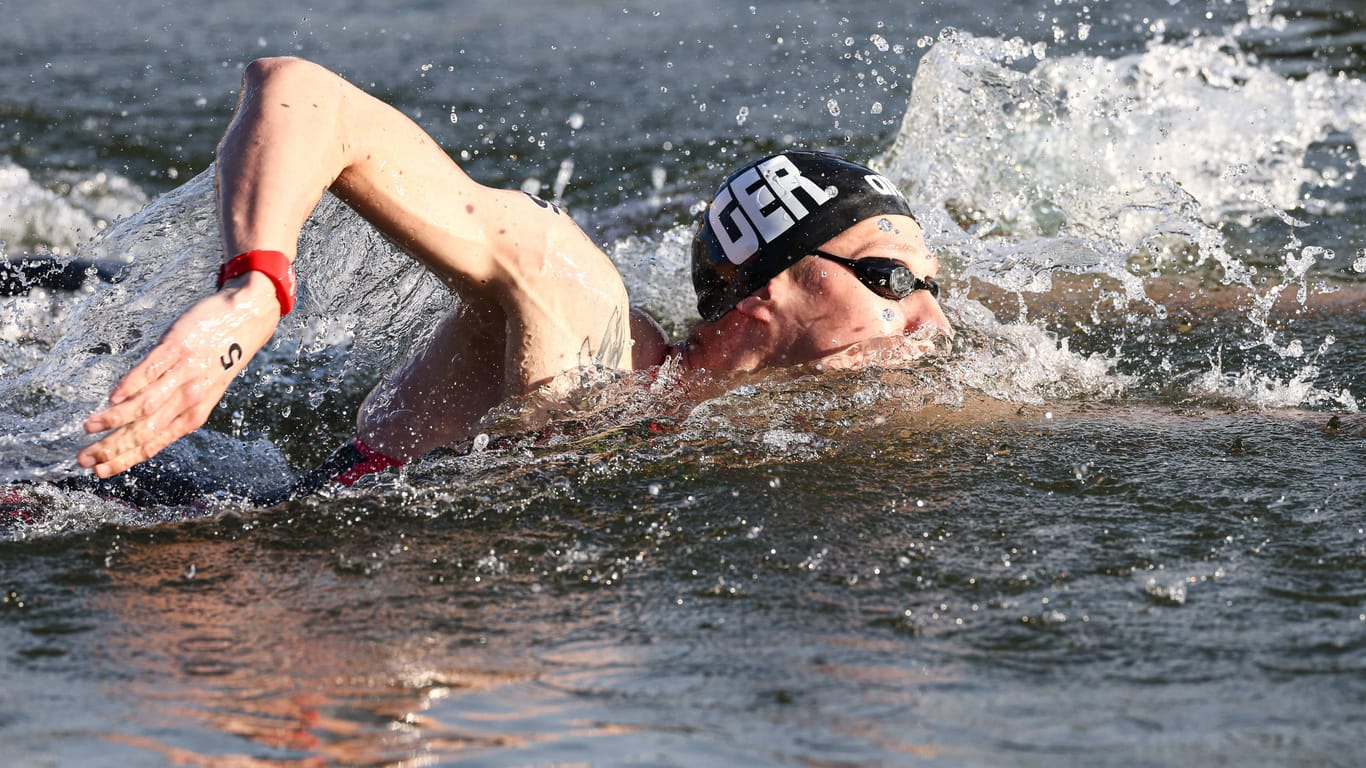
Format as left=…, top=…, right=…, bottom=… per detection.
left=691, top=150, right=914, bottom=322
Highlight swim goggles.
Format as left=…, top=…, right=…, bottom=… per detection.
left=811, top=250, right=939, bottom=301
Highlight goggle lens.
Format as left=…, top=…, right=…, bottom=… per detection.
left=812, top=250, right=939, bottom=301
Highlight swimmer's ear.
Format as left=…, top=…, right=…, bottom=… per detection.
left=735, top=285, right=777, bottom=322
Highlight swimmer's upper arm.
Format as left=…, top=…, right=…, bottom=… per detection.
left=324, top=86, right=506, bottom=290
left=312, top=61, right=631, bottom=381
left=324, top=82, right=621, bottom=311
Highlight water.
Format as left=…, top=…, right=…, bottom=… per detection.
left=3, top=0, right=1366, bottom=765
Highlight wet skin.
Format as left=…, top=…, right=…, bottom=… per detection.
left=743, top=214, right=952, bottom=368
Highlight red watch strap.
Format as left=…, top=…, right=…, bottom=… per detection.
left=217, top=250, right=297, bottom=316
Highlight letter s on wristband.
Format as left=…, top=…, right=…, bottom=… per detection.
left=217, top=250, right=297, bottom=316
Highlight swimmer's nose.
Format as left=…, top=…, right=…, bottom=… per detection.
left=905, top=291, right=954, bottom=338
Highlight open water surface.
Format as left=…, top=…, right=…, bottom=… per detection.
left=2, top=0, right=1365, bottom=765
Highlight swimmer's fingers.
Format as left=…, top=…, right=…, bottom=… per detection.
left=78, top=395, right=218, bottom=479
left=83, top=309, right=237, bottom=436
left=103, top=338, right=187, bottom=409
left=81, top=351, right=214, bottom=445
left=77, top=349, right=233, bottom=477
left=82, top=343, right=193, bottom=433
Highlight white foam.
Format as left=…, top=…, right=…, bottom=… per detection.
left=606, top=222, right=697, bottom=337
left=879, top=25, right=1363, bottom=410
left=1191, top=355, right=1357, bottom=411
left=948, top=299, right=1129, bottom=403
left=0, top=158, right=147, bottom=259
left=885, top=29, right=1366, bottom=248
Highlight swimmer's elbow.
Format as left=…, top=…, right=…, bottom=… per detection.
left=242, top=56, right=331, bottom=87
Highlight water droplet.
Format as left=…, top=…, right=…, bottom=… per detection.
left=826, top=98, right=841, bottom=117
left=736, top=106, right=749, bottom=126
left=448, top=107, right=458, bottom=124
left=877, top=218, right=893, bottom=231
left=553, top=159, right=575, bottom=201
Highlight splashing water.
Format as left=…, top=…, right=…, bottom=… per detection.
left=0, top=159, right=147, bottom=259
left=880, top=26, right=1364, bottom=410
left=3, top=5, right=1366, bottom=767
left=0, top=6, right=1360, bottom=502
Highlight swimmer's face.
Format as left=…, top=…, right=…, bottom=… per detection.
left=768, top=214, right=952, bottom=366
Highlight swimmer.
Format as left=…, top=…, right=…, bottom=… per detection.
left=73, top=57, right=951, bottom=497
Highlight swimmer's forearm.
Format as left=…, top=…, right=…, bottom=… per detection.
left=214, top=57, right=503, bottom=283
left=215, top=57, right=359, bottom=262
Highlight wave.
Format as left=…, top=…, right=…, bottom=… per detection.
left=878, top=24, right=1364, bottom=410
left=0, top=158, right=147, bottom=260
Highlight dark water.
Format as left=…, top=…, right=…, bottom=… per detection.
left=3, top=0, right=1366, bottom=766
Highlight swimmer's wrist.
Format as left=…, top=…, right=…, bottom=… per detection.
left=216, top=270, right=285, bottom=319
left=217, top=249, right=297, bottom=316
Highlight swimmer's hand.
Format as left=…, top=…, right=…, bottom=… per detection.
left=77, top=273, right=282, bottom=478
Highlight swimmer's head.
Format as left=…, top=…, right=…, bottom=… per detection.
left=691, top=150, right=916, bottom=322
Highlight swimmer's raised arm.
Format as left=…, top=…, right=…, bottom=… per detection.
left=78, top=56, right=629, bottom=478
